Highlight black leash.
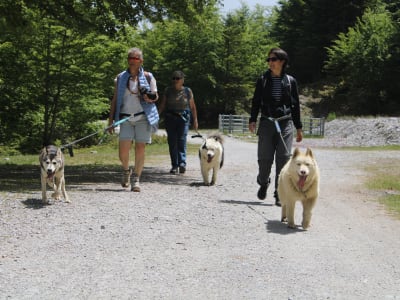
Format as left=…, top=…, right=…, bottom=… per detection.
left=191, top=131, right=203, bottom=139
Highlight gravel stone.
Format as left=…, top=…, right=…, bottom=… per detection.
left=0, top=117, right=399, bottom=299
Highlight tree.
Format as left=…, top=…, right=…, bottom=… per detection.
left=273, top=0, right=377, bottom=83
left=325, top=5, right=397, bottom=115
left=0, top=0, right=220, bottom=151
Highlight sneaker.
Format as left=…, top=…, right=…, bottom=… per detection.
left=170, top=167, right=179, bottom=174
left=274, top=191, right=281, bottom=207
left=131, top=175, right=140, bottom=192
left=179, top=165, right=186, bottom=174
left=121, top=168, right=132, bottom=188
left=257, top=185, right=267, bottom=200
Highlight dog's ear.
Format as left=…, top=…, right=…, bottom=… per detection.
left=292, top=147, right=300, bottom=158
left=305, top=148, right=314, bottom=158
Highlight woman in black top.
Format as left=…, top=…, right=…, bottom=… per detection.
left=249, top=48, right=303, bottom=206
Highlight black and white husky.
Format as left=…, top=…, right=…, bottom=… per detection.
left=198, top=134, right=224, bottom=186
left=39, top=145, right=70, bottom=204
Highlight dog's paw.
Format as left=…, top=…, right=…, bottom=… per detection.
left=51, top=192, right=61, bottom=200
left=287, top=223, right=296, bottom=229
left=302, top=222, right=311, bottom=230
left=281, top=217, right=287, bottom=223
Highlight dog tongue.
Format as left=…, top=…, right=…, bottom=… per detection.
left=298, top=175, right=307, bottom=189
left=207, top=157, right=212, bottom=163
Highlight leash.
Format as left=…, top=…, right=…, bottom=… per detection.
left=191, top=130, right=203, bottom=139
left=60, top=114, right=134, bottom=157
left=267, top=114, right=292, bottom=155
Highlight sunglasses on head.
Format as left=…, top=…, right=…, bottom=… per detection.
left=172, top=77, right=182, bottom=80
left=128, top=56, right=141, bottom=61
left=267, top=57, right=279, bottom=62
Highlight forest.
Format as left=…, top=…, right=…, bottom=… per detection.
left=1, top=0, right=399, bottom=152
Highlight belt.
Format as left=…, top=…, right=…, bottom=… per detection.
left=260, top=113, right=291, bottom=122
left=120, top=111, right=145, bottom=119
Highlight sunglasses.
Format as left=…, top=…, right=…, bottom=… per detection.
left=128, top=56, right=141, bottom=61
left=267, top=57, right=279, bottom=62
left=172, top=77, right=182, bottom=80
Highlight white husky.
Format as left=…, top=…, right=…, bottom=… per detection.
left=198, top=134, right=224, bottom=186
left=278, top=147, right=319, bottom=230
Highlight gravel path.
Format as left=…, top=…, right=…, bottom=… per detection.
left=1, top=133, right=400, bottom=299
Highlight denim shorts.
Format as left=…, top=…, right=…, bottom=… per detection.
left=119, top=117, right=151, bottom=143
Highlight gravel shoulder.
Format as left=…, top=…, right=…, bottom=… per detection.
left=1, top=134, right=400, bottom=299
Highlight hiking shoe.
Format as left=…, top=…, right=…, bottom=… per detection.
left=179, top=165, right=186, bottom=174
left=121, top=168, right=132, bottom=188
left=131, top=175, right=140, bottom=192
left=170, top=167, right=179, bottom=174
left=274, top=191, right=281, bottom=207
left=257, top=185, right=267, bottom=200
left=257, top=177, right=270, bottom=200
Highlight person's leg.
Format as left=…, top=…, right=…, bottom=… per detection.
left=274, top=120, right=294, bottom=205
left=256, top=120, right=276, bottom=200
left=119, top=140, right=132, bottom=171
left=177, top=119, right=189, bottom=173
left=134, top=142, right=145, bottom=178
left=131, top=119, right=152, bottom=192
left=165, top=116, right=179, bottom=172
left=119, top=122, right=134, bottom=187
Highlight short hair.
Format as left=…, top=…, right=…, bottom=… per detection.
left=127, top=47, right=143, bottom=59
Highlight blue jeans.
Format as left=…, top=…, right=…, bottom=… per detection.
left=165, top=115, right=189, bottom=168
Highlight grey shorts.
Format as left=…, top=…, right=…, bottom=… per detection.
left=119, top=117, right=152, bottom=143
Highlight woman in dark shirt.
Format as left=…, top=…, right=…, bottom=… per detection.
left=248, top=48, right=303, bottom=206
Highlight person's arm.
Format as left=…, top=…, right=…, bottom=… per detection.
left=289, top=77, right=303, bottom=142
left=189, top=92, right=198, bottom=131
left=158, top=88, right=167, bottom=115
left=249, top=77, right=262, bottom=133
left=108, top=77, right=118, bottom=133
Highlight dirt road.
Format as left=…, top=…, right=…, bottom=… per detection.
left=0, top=136, right=399, bottom=299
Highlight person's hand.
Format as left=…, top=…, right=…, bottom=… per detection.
left=143, top=94, right=157, bottom=103
left=107, top=125, right=115, bottom=134
left=142, top=94, right=152, bottom=103
left=296, top=128, right=303, bottom=142
left=249, top=122, right=256, bottom=133
left=193, top=119, right=199, bottom=131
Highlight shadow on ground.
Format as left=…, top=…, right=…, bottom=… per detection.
left=0, top=164, right=200, bottom=192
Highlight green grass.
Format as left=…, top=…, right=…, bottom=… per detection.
left=365, top=159, right=400, bottom=218
left=0, top=134, right=199, bottom=166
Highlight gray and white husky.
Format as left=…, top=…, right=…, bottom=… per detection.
left=39, top=145, right=70, bottom=204
left=198, top=134, right=224, bottom=186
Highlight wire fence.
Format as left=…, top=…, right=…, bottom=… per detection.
left=218, top=114, right=325, bottom=136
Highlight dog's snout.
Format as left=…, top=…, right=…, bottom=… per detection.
left=300, top=170, right=307, bottom=175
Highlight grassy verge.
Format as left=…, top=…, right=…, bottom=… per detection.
left=364, top=158, right=400, bottom=218
left=0, top=134, right=199, bottom=166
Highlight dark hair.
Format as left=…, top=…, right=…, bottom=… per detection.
left=268, top=47, right=289, bottom=73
